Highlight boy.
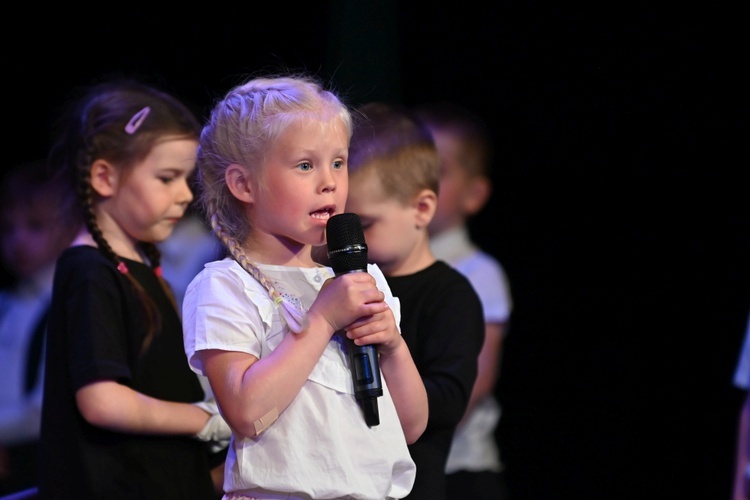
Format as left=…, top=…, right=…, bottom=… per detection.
left=415, top=101, right=514, bottom=499
left=346, top=102, right=485, bottom=500
left=0, top=159, right=79, bottom=494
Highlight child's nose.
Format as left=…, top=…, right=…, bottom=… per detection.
left=178, top=178, right=195, bottom=205
left=319, top=168, right=337, bottom=192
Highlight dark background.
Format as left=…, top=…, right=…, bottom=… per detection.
left=4, top=3, right=747, bottom=499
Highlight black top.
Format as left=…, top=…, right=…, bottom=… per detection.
left=386, top=261, right=485, bottom=500
left=38, top=246, right=216, bottom=499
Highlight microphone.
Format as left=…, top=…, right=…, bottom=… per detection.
left=326, top=212, right=383, bottom=427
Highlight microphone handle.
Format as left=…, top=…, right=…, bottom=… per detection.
left=325, top=212, right=383, bottom=427
left=345, top=339, right=382, bottom=427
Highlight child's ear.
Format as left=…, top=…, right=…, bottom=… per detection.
left=462, top=175, right=492, bottom=216
left=414, top=189, right=438, bottom=230
left=225, top=164, right=254, bottom=203
left=89, top=159, right=118, bottom=197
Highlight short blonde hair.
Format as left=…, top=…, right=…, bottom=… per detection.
left=348, top=102, right=440, bottom=204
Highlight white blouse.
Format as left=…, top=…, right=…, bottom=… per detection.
left=183, top=258, right=415, bottom=499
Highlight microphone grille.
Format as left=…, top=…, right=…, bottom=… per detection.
left=326, top=213, right=366, bottom=251
left=326, top=213, right=368, bottom=275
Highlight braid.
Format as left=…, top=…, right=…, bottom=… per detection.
left=141, top=242, right=179, bottom=312
left=47, top=79, right=202, bottom=357
left=74, top=143, right=160, bottom=355
left=208, top=205, right=308, bottom=333
left=62, top=80, right=204, bottom=356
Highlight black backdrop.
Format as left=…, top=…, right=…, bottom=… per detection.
left=4, top=3, right=747, bottom=499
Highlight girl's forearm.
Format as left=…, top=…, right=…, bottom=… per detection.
left=379, top=341, right=428, bottom=444
left=210, top=312, right=334, bottom=437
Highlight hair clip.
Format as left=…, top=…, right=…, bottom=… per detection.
left=153, top=266, right=163, bottom=277
left=117, top=261, right=129, bottom=274
left=125, top=106, right=151, bottom=134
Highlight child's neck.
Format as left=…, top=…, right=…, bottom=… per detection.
left=71, top=229, right=96, bottom=248
left=242, top=242, right=317, bottom=268
left=380, top=241, right=436, bottom=277
left=70, top=228, right=143, bottom=262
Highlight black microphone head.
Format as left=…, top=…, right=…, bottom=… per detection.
left=326, top=213, right=368, bottom=275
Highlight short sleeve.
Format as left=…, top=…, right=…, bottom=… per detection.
left=182, top=261, right=276, bottom=375
left=455, top=252, right=512, bottom=324
left=367, top=263, right=401, bottom=331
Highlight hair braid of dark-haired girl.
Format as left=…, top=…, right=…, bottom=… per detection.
left=77, top=158, right=124, bottom=275
left=76, top=147, right=161, bottom=355
left=141, top=242, right=179, bottom=312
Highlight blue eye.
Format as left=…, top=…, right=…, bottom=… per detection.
left=333, top=160, right=344, bottom=170
left=298, top=162, right=312, bottom=171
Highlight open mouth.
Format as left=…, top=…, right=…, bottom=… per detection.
left=310, top=207, right=334, bottom=219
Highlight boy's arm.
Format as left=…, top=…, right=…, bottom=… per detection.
left=459, top=320, right=506, bottom=426
left=419, top=279, right=484, bottom=430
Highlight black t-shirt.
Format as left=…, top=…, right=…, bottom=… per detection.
left=386, top=261, right=485, bottom=500
left=38, top=246, right=216, bottom=499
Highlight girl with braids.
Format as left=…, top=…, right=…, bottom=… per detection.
left=182, top=74, right=428, bottom=500
left=38, top=79, right=230, bottom=499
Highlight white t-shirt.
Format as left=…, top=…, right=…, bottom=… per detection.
left=0, top=265, right=53, bottom=445
left=431, top=226, right=512, bottom=473
left=183, top=258, right=415, bottom=499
